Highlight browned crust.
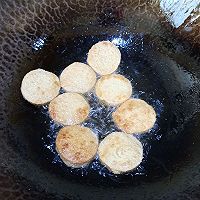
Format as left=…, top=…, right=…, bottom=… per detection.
left=56, top=126, right=98, bottom=167
left=112, top=99, right=156, bottom=134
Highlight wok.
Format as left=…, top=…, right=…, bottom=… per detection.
left=0, top=0, right=200, bottom=199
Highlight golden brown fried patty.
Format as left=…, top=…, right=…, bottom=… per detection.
left=60, top=62, right=97, bottom=93
left=49, top=93, right=90, bottom=125
left=98, top=132, right=143, bottom=174
left=21, top=69, right=60, bottom=105
left=56, top=125, right=98, bottom=167
left=87, top=41, right=121, bottom=75
left=112, top=99, right=156, bottom=134
left=95, top=74, right=132, bottom=105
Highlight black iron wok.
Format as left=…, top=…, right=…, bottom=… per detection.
left=1, top=0, right=200, bottom=199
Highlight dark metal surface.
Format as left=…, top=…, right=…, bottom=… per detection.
left=0, top=0, right=200, bottom=199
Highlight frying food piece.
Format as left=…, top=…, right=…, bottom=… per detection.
left=49, top=93, right=90, bottom=125
left=112, top=99, right=156, bottom=134
left=95, top=74, right=132, bottom=105
left=21, top=69, right=60, bottom=105
left=87, top=41, right=121, bottom=75
left=98, top=132, right=143, bottom=174
left=56, top=125, right=98, bottom=167
left=60, top=62, right=97, bottom=93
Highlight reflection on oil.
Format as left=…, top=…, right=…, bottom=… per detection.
left=110, top=33, right=144, bottom=51
left=32, top=36, right=47, bottom=51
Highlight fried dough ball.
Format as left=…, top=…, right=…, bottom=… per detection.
left=56, top=125, right=98, bottom=167
left=98, top=132, right=143, bottom=174
left=112, top=99, right=156, bottom=134
left=87, top=41, right=121, bottom=75
left=21, top=69, right=60, bottom=105
left=49, top=93, right=90, bottom=125
left=60, top=62, right=96, bottom=93
left=95, top=74, right=132, bottom=105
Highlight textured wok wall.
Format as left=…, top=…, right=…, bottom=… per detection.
left=0, top=0, right=200, bottom=200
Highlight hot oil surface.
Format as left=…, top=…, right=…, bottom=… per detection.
left=20, top=31, right=200, bottom=185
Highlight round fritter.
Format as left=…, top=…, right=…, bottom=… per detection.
left=112, top=99, right=156, bottom=134
left=49, top=93, right=90, bottom=125
left=56, top=125, right=98, bottom=167
left=60, top=62, right=97, bottom=93
left=21, top=69, right=60, bottom=105
left=87, top=41, right=121, bottom=75
left=98, top=132, right=143, bottom=174
left=95, top=74, right=132, bottom=105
